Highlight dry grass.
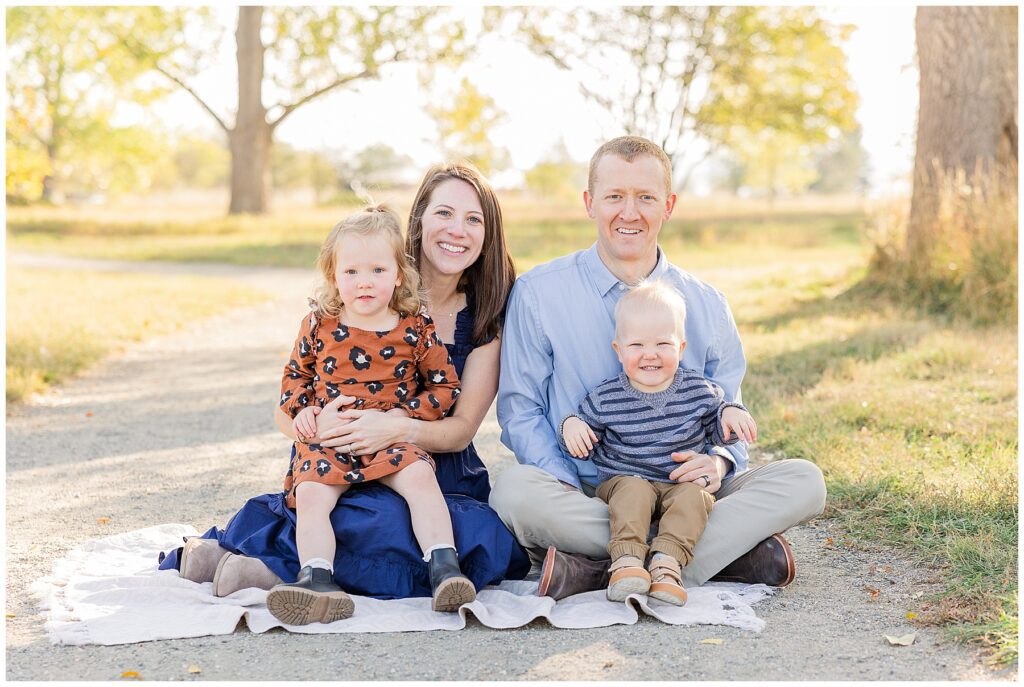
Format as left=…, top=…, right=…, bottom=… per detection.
left=866, top=168, right=1018, bottom=325
left=6, top=267, right=269, bottom=403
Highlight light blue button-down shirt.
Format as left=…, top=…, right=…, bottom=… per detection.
left=497, top=243, right=749, bottom=490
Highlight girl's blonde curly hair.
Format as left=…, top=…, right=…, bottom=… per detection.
left=312, top=204, right=423, bottom=319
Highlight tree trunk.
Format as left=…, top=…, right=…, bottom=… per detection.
left=907, top=6, right=1017, bottom=256
left=228, top=6, right=270, bottom=215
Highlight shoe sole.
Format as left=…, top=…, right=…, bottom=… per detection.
left=607, top=574, right=651, bottom=602
left=773, top=534, right=796, bottom=587
left=537, top=546, right=556, bottom=597
left=266, top=586, right=354, bottom=625
left=649, top=583, right=687, bottom=606
left=432, top=577, right=476, bottom=612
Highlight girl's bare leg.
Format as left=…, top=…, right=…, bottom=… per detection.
left=379, top=461, right=454, bottom=552
left=294, top=481, right=348, bottom=564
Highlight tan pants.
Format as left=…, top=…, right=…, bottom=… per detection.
left=489, top=459, right=826, bottom=588
left=596, top=475, right=715, bottom=565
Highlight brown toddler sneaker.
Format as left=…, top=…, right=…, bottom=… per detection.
left=606, top=555, right=651, bottom=602
left=647, top=555, right=688, bottom=606
left=266, top=566, right=354, bottom=625
left=212, top=553, right=283, bottom=597
left=178, top=537, right=229, bottom=583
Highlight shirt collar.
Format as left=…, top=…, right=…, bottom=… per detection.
left=583, top=243, right=669, bottom=296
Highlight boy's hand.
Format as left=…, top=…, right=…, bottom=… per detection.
left=562, top=416, right=599, bottom=459
left=293, top=406, right=322, bottom=442
left=721, top=406, right=757, bottom=443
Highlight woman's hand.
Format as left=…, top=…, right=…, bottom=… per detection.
left=319, top=406, right=412, bottom=455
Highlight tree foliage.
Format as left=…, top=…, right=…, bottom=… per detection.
left=116, top=6, right=466, bottom=213
left=5, top=7, right=163, bottom=200
left=496, top=6, right=858, bottom=189
left=523, top=140, right=586, bottom=201
left=429, top=77, right=510, bottom=176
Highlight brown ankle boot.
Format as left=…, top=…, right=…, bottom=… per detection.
left=211, top=553, right=283, bottom=597
left=179, top=538, right=229, bottom=583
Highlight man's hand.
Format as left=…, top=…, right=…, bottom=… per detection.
left=561, top=416, right=598, bottom=459
left=292, top=406, right=321, bottom=442
left=668, top=450, right=726, bottom=493
left=721, top=406, right=757, bottom=443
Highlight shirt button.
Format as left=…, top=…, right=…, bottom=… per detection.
left=617, top=284, right=625, bottom=290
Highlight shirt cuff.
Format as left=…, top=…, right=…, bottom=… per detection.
left=708, top=445, right=737, bottom=482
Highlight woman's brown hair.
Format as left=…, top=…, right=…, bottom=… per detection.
left=407, top=161, right=516, bottom=344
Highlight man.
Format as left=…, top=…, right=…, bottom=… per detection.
left=491, top=136, right=826, bottom=599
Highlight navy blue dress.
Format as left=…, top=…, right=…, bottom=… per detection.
left=159, top=305, right=530, bottom=598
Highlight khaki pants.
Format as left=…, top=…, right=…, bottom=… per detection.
left=489, top=459, right=826, bottom=588
left=596, top=475, right=715, bottom=565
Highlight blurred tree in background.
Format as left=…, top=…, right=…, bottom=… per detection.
left=336, top=143, right=415, bottom=192
left=429, top=77, right=510, bottom=176
left=809, top=129, right=869, bottom=195
left=5, top=7, right=165, bottom=203
left=869, top=6, right=1017, bottom=323
left=118, top=6, right=464, bottom=214
left=524, top=140, right=587, bottom=202
left=497, top=6, right=858, bottom=191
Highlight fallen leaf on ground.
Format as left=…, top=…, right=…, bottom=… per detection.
left=5, top=613, right=15, bottom=619
left=85, top=411, right=93, bottom=417
left=884, top=633, right=916, bottom=646
left=699, top=638, right=724, bottom=645
left=187, top=666, right=201, bottom=674
left=96, top=517, right=111, bottom=524
left=119, top=671, right=143, bottom=680
left=864, top=585, right=880, bottom=598
left=906, top=612, right=918, bottom=620
left=882, top=565, right=892, bottom=573
left=825, top=537, right=834, bottom=546
left=601, top=662, right=613, bottom=669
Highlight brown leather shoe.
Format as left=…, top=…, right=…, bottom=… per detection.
left=710, top=533, right=795, bottom=587
left=536, top=546, right=612, bottom=600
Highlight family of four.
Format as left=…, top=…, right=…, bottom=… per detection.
left=160, top=135, right=827, bottom=625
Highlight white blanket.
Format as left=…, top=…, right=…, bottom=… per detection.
left=31, top=524, right=775, bottom=645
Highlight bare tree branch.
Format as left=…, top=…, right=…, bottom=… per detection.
left=118, top=36, right=230, bottom=133
left=268, top=67, right=374, bottom=131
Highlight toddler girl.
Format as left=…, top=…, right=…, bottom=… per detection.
left=267, top=205, right=473, bottom=625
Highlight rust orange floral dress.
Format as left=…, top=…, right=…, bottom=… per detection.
left=279, top=309, right=460, bottom=508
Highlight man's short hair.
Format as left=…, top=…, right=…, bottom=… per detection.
left=614, top=280, right=687, bottom=341
left=588, top=136, right=673, bottom=196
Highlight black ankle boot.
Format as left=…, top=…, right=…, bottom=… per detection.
left=266, top=565, right=354, bottom=625
left=428, top=548, right=476, bottom=612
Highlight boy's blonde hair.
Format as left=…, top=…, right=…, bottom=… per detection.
left=614, top=280, right=687, bottom=341
left=313, top=204, right=422, bottom=318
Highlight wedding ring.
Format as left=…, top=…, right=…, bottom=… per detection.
left=700, top=475, right=711, bottom=488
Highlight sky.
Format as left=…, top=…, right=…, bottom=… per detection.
left=149, top=6, right=919, bottom=196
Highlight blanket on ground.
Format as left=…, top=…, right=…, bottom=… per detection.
left=32, top=524, right=775, bottom=645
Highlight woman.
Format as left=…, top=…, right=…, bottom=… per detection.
left=160, top=162, right=530, bottom=599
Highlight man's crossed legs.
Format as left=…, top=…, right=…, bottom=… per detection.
left=489, top=459, right=826, bottom=598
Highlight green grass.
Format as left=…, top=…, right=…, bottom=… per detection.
left=694, top=247, right=1018, bottom=666
left=6, top=195, right=1017, bottom=663
left=6, top=267, right=270, bottom=403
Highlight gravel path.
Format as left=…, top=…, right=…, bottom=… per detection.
left=5, top=254, right=1011, bottom=681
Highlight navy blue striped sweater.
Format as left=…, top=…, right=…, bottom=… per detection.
left=560, top=367, right=745, bottom=484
